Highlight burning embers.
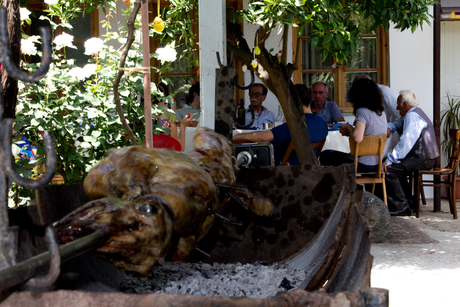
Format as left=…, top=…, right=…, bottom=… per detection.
left=54, top=128, right=272, bottom=276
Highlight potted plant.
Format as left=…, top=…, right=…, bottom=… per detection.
left=440, top=92, right=460, bottom=199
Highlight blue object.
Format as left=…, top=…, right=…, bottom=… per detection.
left=15, top=137, right=36, bottom=161
left=332, top=122, right=345, bottom=130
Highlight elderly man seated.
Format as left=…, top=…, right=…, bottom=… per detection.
left=382, top=90, right=439, bottom=216
left=233, top=84, right=328, bottom=166
left=311, top=82, right=345, bottom=124
left=244, top=83, right=276, bottom=129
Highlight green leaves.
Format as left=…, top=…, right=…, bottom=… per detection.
left=13, top=2, right=150, bottom=202
left=241, top=0, right=434, bottom=63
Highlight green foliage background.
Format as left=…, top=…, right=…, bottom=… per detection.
left=11, top=1, right=178, bottom=206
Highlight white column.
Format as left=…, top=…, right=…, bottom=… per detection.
left=198, top=0, right=226, bottom=129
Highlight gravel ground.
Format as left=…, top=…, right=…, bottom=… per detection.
left=371, top=199, right=460, bottom=307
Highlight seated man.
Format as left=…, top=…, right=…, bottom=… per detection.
left=311, top=82, right=345, bottom=124
left=245, top=83, right=275, bottom=129
left=382, top=90, right=439, bottom=216
left=233, top=84, right=328, bottom=166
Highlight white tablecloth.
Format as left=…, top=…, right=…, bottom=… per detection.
left=232, top=128, right=401, bottom=160
left=323, top=130, right=400, bottom=158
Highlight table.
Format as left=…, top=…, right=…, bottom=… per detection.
left=234, top=128, right=400, bottom=158
left=233, top=129, right=270, bottom=137
left=323, top=130, right=400, bottom=158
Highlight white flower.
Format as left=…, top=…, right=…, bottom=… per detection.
left=68, top=67, right=86, bottom=81
left=155, top=44, right=177, bottom=64
left=19, top=8, right=31, bottom=21
left=68, top=64, right=97, bottom=81
left=45, top=0, right=59, bottom=5
left=128, top=49, right=139, bottom=58
left=53, top=33, right=75, bottom=50
left=45, top=73, right=54, bottom=89
left=84, top=37, right=104, bottom=56
left=20, top=37, right=38, bottom=56
left=83, top=64, right=97, bottom=76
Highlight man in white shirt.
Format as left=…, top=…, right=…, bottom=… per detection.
left=382, top=90, right=439, bottom=216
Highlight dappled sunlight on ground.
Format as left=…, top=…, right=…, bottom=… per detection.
left=371, top=199, right=460, bottom=306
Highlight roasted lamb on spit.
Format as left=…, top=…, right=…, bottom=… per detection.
left=54, top=128, right=272, bottom=275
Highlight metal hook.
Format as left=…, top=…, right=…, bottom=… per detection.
left=233, top=69, right=254, bottom=90
left=0, top=7, right=52, bottom=83
left=216, top=51, right=254, bottom=90
left=3, top=118, right=57, bottom=190
left=216, top=52, right=234, bottom=69
left=25, top=225, right=61, bottom=288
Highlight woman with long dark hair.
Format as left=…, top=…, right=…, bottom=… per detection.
left=320, top=78, right=387, bottom=172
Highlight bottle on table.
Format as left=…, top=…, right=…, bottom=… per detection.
left=275, top=105, right=285, bottom=126
left=237, top=100, right=246, bottom=126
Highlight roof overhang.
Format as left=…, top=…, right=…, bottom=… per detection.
left=441, top=0, right=460, bottom=20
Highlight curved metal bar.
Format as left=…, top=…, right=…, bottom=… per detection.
left=233, top=69, right=254, bottom=90
left=216, top=52, right=223, bottom=69
left=0, top=230, right=109, bottom=292
left=233, top=108, right=255, bottom=129
left=25, top=226, right=61, bottom=288
left=0, top=7, right=51, bottom=83
left=216, top=52, right=234, bottom=69
left=3, top=118, right=57, bottom=189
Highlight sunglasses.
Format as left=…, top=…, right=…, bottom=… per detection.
left=249, top=92, right=264, bottom=97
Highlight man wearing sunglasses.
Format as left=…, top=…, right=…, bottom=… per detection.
left=244, top=83, right=276, bottom=129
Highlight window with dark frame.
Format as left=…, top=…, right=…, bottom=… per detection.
left=293, top=24, right=388, bottom=113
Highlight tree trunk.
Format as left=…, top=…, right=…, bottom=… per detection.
left=228, top=22, right=317, bottom=166
left=1, top=0, right=20, bottom=119
left=256, top=49, right=317, bottom=166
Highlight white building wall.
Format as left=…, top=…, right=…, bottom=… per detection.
left=388, top=24, right=434, bottom=118
left=388, top=9, right=436, bottom=198
left=382, top=7, right=435, bottom=123
left=441, top=20, right=460, bottom=100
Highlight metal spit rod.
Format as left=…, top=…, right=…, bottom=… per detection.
left=0, top=230, right=109, bottom=292
left=236, top=151, right=252, bottom=168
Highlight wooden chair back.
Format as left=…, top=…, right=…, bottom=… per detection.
left=448, top=129, right=460, bottom=171
left=415, top=129, right=460, bottom=219
left=349, top=134, right=387, bottom=205
left=349, top=134, right=386, bottom=176
left=281, top=138, right=326, bottom=166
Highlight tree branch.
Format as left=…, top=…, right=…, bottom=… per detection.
left=254, top=43, right=316, bottom=165
left=1, top=0, right=20, bottom=119
left=281, top=24, right=288, bottom=66
left=113, top=2, right=141, bottom=146
left=256, top=24, right=271, bottom=45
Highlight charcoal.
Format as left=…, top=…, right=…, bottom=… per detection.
left=119, top=261, right=306, bottom=298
